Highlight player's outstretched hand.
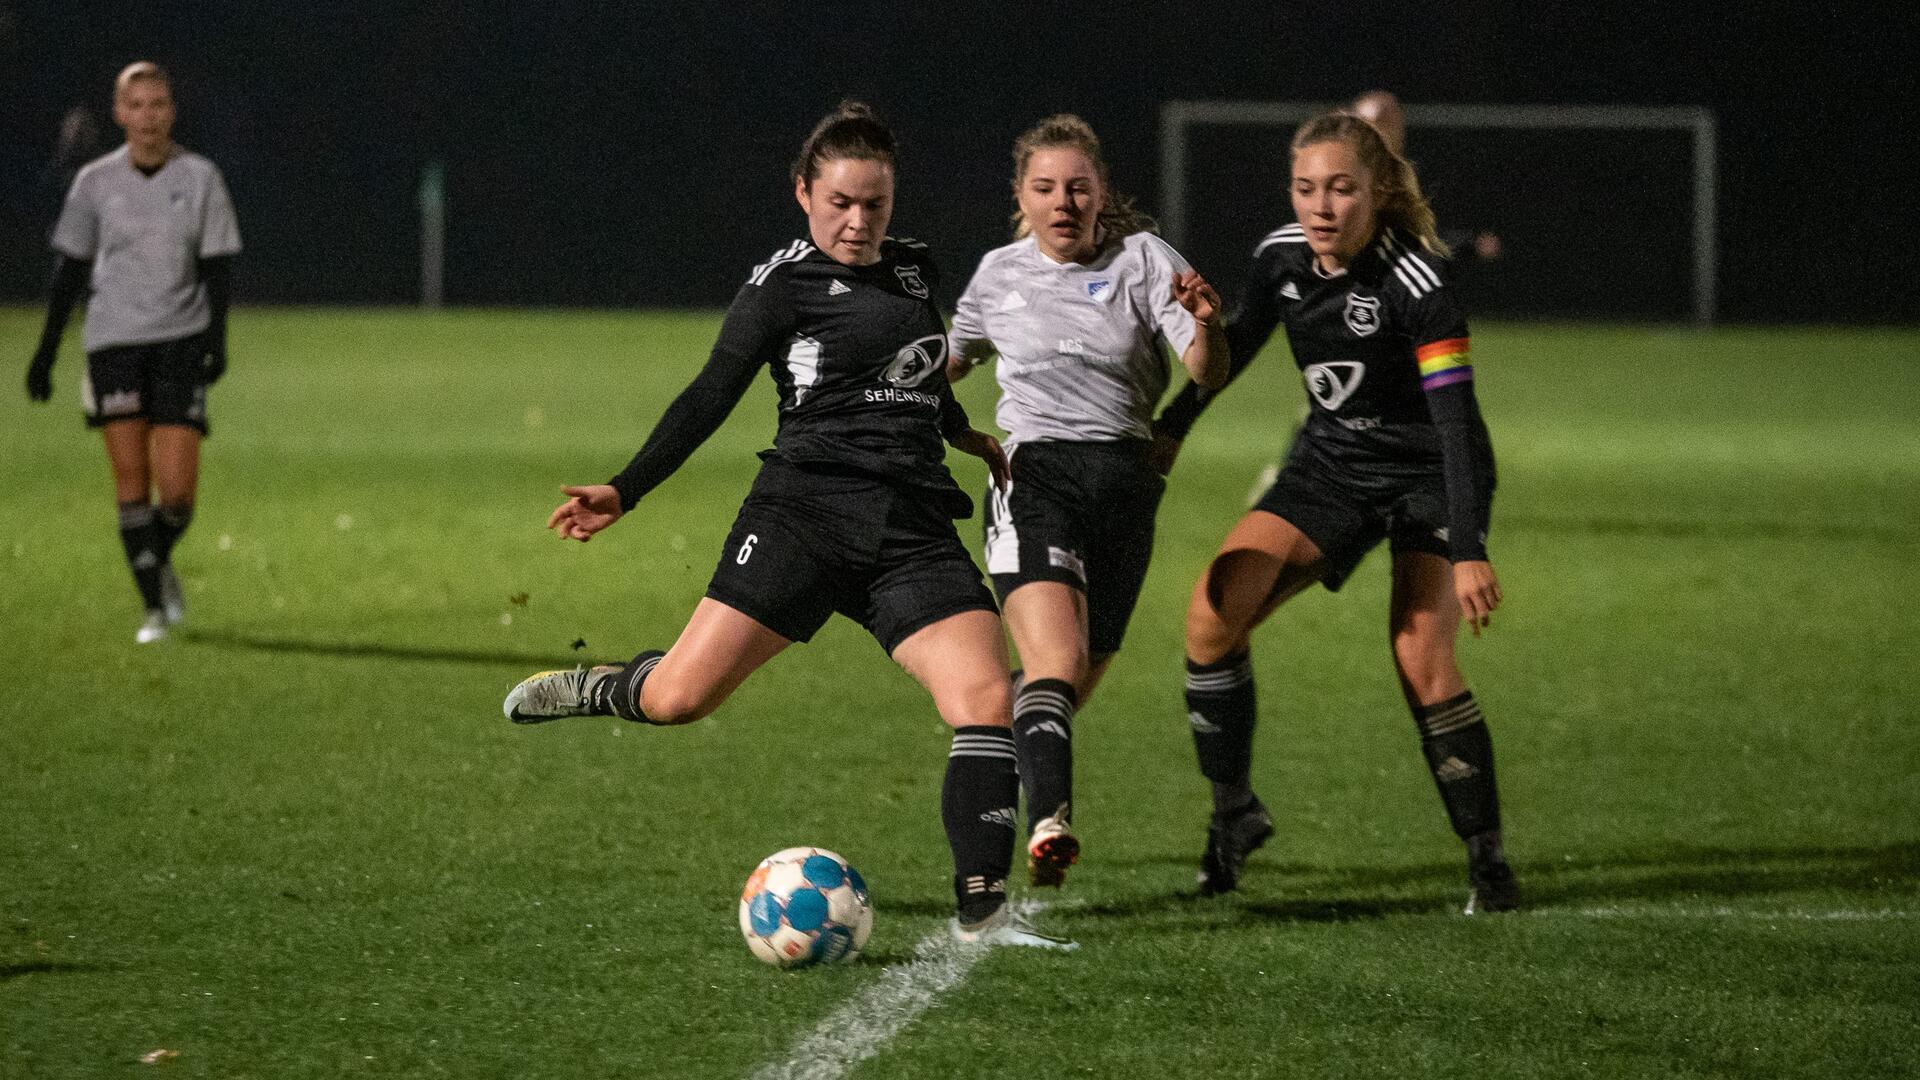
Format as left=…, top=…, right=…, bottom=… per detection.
left=1171, top=270, right=1222, bottom=325
left=952, top=428, right=1010, bottom=488
left=1453, top=560, right=1503, bottom=636
left=26, top=348, right=55, bottom=403
left=548, top=484, right=623, bottom=542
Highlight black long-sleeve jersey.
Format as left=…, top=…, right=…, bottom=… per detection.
left=1157, top=224, right=1495, bottom=561
left=610, top=237, right=974, bottom=517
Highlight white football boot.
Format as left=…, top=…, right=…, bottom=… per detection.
left=135, top=611, right=169, bottom=644
left=503, top=665, right=619, bottom=724
left=950, top=904, right=1078, bottom=951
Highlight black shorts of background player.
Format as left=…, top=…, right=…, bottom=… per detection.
left=946, top=115, right=1229, bottom=888
left=25, top=63, right=241, bottom=644
left=1161, top=112, right=1519, bottom=913
left=502, top=103, right=1073, bottom=950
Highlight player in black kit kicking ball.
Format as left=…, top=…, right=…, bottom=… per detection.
left=503, top=103, right=1075, bottom=949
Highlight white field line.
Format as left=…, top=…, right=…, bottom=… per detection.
left=749, top=901, right=1053, bottom=1080
left=1543, top=906, right=1911, bottom=922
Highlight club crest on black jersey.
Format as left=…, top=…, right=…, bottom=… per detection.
left=720, top=236, right=972, bottom=513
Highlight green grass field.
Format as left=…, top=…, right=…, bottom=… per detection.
left=3, top=308, right=1916, bottom=1078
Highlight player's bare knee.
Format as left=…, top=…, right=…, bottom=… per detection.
left=1022, top=640, right=1089, bottom=687
left=938, top=676, right=1012, bottom=729
left=1186, top=574, right=1246, bottom=662
left=638, top=684, right=716, bottom=726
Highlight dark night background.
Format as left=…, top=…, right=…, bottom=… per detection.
left=2, top=2, right=1913, bottom=322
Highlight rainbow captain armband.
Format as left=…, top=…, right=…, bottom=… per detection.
left=1416, top=337, right=1473, bottom=390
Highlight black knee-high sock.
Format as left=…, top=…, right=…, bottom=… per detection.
left=1186, top=652, right=1257, bottom=814
left=153, top=501, right=194, bottom=564
left=943, top=725, right=1017, bottom=921
left=1412, top=690, right=1502, bottom=843
left=590, top=649, right=665, bottom=722
left=116, top=501, right=164, bottom=611
left=1012, top=677, right=1076, bottom=828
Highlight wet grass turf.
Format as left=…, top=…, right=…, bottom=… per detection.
left=2, top=308, right=1916, bottom=1077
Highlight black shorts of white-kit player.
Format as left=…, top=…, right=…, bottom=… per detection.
left=709, top=457, right=996, bottom=655
left=83, top=331, right=212, bottom=434
left=983, top=439, right=1164, bottom=654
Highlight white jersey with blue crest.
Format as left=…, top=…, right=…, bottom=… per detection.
left=949, top=230, right=1197, bottom=447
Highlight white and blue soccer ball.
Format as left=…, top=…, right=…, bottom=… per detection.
left=739, top=846, right=872, bottom=968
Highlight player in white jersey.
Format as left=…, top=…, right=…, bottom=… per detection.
left=948, top=115, right=1229, bottom=887
left=25, top=62, right=241, bottom=643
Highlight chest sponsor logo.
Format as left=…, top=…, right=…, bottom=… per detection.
left=1345, top=292, right=1382, bottom=336
left=1085, top=279, right=1111, bottom=299
left=894, top=264, right=930, bottom=299
left=1303, top=361, right=1365, bottom=411
left=827, top=278, right=851, bottom=296
left=170, top=190, right=188, bottom=208
left=997, top=290, right=1027, bottom=312
left=1280, top=280, right=1301, bottom=300
left=882, top=333, right=947, bottom=388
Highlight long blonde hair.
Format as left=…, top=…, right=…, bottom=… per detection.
left=1291, top=111, right=1450, bottom=258
left=1009, top=114, right=1156, bottom=241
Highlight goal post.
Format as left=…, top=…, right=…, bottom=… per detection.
left=1160, top=101, right=1718, bottom=324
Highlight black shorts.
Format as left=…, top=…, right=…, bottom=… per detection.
left=1252, top=453, right=1451, bottom=592
left=83, top=333, right=210, bottom=435
left=704, top=457, right=997, bottom=655
left=982, top=439, right=1165, bottom=656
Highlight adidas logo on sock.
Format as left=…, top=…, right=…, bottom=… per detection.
left=1435, top=756, right=1479, bottom=782
left=827, top=278, right=852, bottom=296
left=979, top=807, right=1017, bottom=828
left=1188, top=711, right=1222, bottom=734
left=1026, top=719, right=1069, bottom=740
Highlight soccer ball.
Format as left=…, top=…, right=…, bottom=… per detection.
left=739, top=847, right=872, bottom=968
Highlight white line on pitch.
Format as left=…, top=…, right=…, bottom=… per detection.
left=750, top=901, right=1053, bottom=1080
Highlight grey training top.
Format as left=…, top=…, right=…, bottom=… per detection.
left=948, top=230, right=1198, bottom=448
left=51, top=145, right=242, bottom=352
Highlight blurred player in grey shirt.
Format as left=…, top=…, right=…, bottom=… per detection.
left=947, top=114, right=1228, bottom=888
left=26, top=62, right=241, bottom=643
